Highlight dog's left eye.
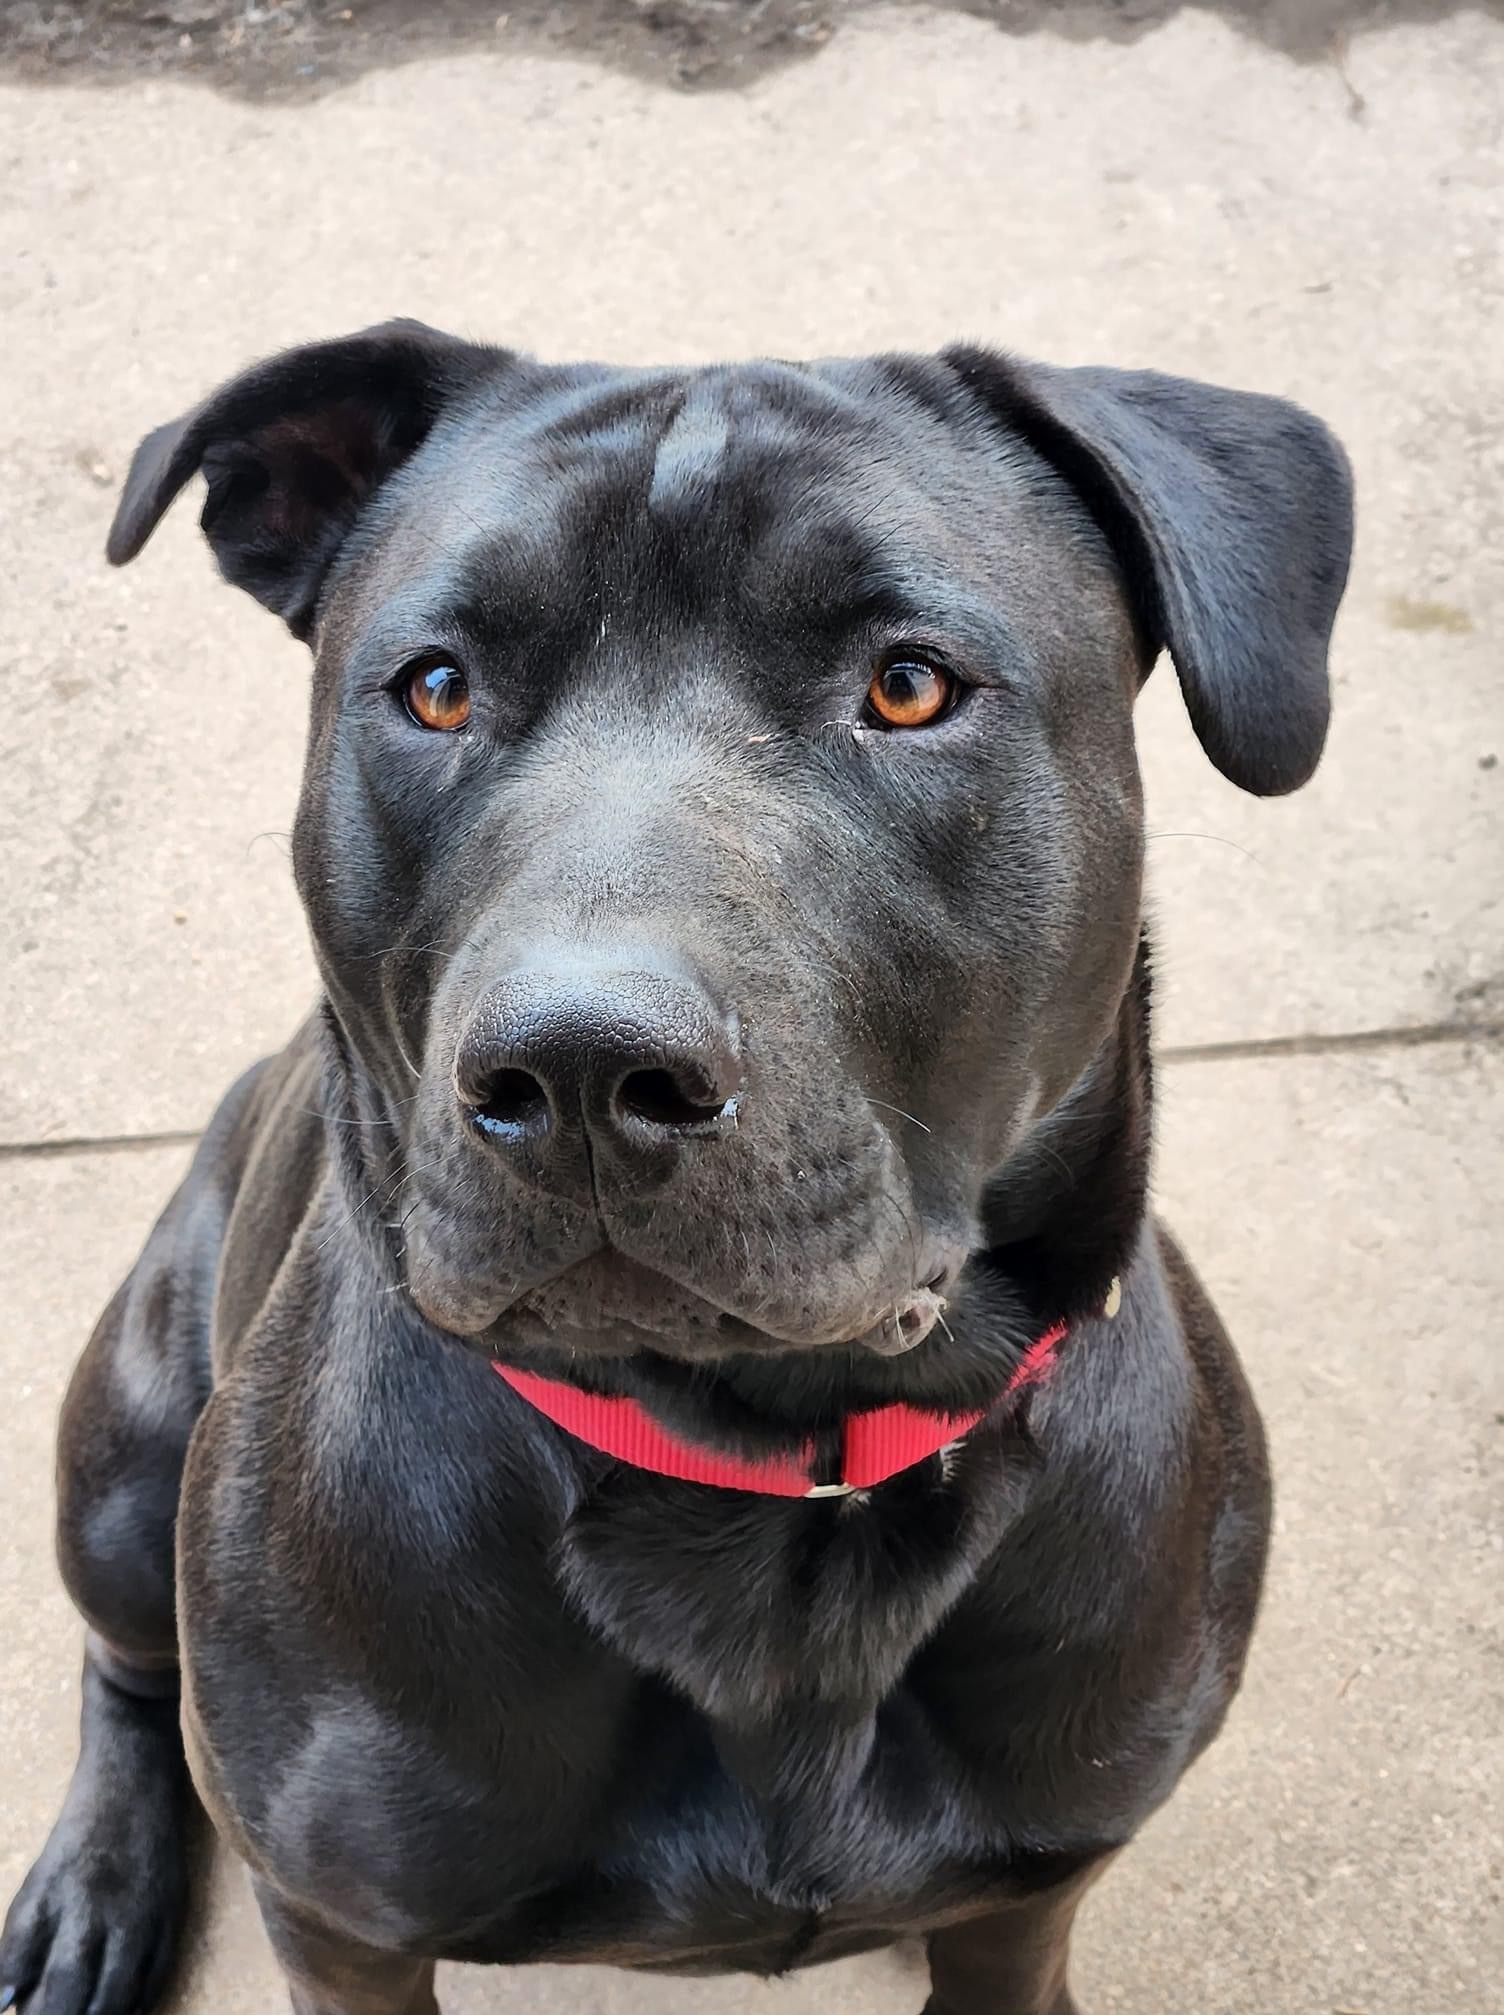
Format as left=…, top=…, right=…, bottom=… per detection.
left=864, top=655, right=958, bottom=731
left=402, top=661, right=471, bottom=733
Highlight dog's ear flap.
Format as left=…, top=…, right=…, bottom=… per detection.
left=107, top=319, right=509, bottom=640
left=946, top=348, right=1354, bottom=795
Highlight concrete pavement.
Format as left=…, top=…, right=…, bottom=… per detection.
left=2, top=7, right=1500, bottom=2011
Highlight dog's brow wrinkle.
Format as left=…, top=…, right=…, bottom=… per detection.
left=648, top=387, right=732, bottom=517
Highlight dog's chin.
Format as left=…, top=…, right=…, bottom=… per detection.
left=419, top=1250, right=948, bottom=1367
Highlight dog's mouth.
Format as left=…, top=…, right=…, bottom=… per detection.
left=429, top=1248, right=954, bottom=1366
left=399, top=1073, right=969, bottom=1365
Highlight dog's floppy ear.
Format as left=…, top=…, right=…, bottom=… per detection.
left=107, top=319, right=510, bottom=640
left=946, top=348, right=1354, bottom=795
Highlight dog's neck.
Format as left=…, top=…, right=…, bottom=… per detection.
left=317, top=940, right=1154, bottom=1440
left=977, top=935, right=1153, bottom=1324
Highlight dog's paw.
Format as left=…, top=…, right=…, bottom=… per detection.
left=0, top=1718, right=188, bottom=2015
left=1, top=1822, right=183, bottom=2015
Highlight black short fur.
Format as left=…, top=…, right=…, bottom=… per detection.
left=2, top=323, right=1352, bottom=2015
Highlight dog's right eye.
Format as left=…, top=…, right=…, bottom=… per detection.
left=864, top=653, right=958, bottom=731
left=402, top=661, right=471, bottom=733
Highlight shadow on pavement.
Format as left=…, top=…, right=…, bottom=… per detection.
left=1, top=0, right=1501, bottom=96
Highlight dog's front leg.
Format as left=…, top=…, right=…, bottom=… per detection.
left=923, top=1856, right=1113, bottom=2015
left=255, top=1885, right=439, bottom=2015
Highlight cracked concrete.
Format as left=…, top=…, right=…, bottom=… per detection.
left=1, top=5, right=1500, bottom=2012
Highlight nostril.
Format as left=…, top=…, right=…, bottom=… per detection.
left=471, top=1067, right=551, bottom=1139
left=617, top=1068, right=731, bottom=1133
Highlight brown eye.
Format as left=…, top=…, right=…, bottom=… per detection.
left=864, top=655, right=957, bottom=730
left=403, top=662, right=470, bottom=732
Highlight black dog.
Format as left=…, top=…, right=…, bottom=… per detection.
left=1, top=324, right=1351, bottom=2015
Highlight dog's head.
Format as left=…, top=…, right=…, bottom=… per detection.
left=110, top=322, right=1350, bottom=1390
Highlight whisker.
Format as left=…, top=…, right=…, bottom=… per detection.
left=877, top=1185, right=920, bottom=1281
left=300, top=1092, right=424, bottom=1130
left=866, top=1097, right=931, bottom=1135
left=245, top=829, right=293, bottom=860
left=346, top=942, right=453, bottom=963
left=1030, top=1137, right=1076, bottom=1190
left=1147, top=829, right=1260, bottom=863
left=313, top=1158, right=412, bottom=1256
left=305, top=1110, right=399, bottom=1130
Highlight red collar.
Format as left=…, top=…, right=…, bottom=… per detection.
left=492, top=1313, right=1072, bottom=1499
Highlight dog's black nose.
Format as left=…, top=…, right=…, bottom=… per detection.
left=455, top=966, right=742, bottom=1165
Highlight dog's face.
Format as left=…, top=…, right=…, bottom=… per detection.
left=111, top=324, right=1351, bottom=1380
left=297, top=361, right=1149, bottom=1362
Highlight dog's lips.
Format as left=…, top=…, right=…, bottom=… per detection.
left=401, top=1153, right=969, bottom=1359
left=853, top=1286, right=948, bottom=1357
left=502, top=1251, right=809, bottom=1357
left=521, top=1252, right=715, bottom=1326
left=406, top=1261, right=514, bottom=1340
left=402, top=1203, right=529, bottom=1338
left=417, top=1244, right=952, bottom=1363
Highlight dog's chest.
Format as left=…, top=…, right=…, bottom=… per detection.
left=528, top=1487, right=1015, bottom=1964
left=521, top=1683, right=1002, bottom=1971
left=216, top=1643, right=1007, bottom=1973
left=553, top=1452, right=1021, bottom=1724
left=210, top=1470, right=1027, bottom=1969
left=185, top=1372, right=1067, bottom=1969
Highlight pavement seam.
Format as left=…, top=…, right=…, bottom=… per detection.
left=1157, top=1017, right=1504, bottom=1064
left=1, top=1019, right=1498, bottom=1164
left=0, top=1127, right=205, bottom=1163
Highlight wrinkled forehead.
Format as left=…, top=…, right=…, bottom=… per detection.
left=337, top=357, right=1107, bottom=657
